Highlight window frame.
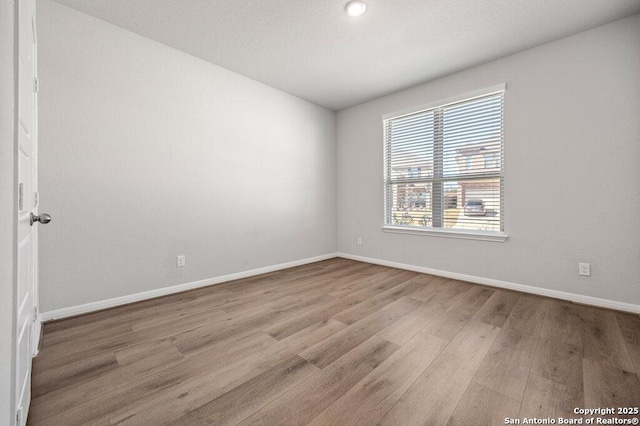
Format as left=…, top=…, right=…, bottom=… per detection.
left=382, top=84, right=508, bottom=242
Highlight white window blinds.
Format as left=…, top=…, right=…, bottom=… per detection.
left=384, top=89, right=504, bottom=234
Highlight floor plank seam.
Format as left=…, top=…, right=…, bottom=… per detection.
left=30, top=259, right=640, bottom=425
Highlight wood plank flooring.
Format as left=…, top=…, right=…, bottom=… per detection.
left=29, top=258, right=640, bottom=425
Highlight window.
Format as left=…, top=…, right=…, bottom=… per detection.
left=383, top=86, right=505, bottom=240
left=408, top=167, right=421, bottom=179
left=484, top=153, right=495, bottom=168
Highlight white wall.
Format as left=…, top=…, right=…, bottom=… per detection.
left=0, top=0, right=16, bottom=422
left=37, top=0, right=337, bottom=313
left=337, top=14, right=640, bottom=307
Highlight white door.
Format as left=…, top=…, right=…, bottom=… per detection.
left=16, top=0, right=41, bottom=423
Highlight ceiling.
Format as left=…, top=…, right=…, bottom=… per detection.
left=51, top=0, right=640, bottom=111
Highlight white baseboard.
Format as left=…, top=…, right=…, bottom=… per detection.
left=40, top=253, right=338, bottom=322
left=337, top=252, right=640, bottom=314
left=40, top=251, right=639, bottom=322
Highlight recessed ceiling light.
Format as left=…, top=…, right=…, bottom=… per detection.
left=345, top=1, right=367, bottom=17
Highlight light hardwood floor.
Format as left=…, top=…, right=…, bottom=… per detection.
left=29, top=258, right=640, bottom=425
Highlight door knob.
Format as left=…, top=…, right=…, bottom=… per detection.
left=30, top=213, right=51, bottom=226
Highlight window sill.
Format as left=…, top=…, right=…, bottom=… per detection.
left=382, top=226, right=508, bottom=242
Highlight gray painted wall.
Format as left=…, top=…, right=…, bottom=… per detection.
left=1, top=0, right=16, bottom=422
left=35, top=1, right=640, bottom=315
left=337, top=14, right=640, bottom=306
left=37, top=0, right=337, bottom=312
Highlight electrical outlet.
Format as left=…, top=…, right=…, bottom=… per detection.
left=356, top=237, right=362, bottom=246
left=578, top=262, right=590, bottom=276
left=177, top=255, right=186, bottom=267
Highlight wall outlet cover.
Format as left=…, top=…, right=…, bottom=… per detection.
left=578, top=262, right=590, bottom=276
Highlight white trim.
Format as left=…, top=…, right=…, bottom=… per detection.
left=382, top=226, right=508, bottom=242
left=40, top=250, right=640, bottom=322
left=33, top=315, right=41, bottom=357
left=336, top=253, right=640, bottom=314
left=382, top=83, right=506, bottom=120
left=40, top=253, right=338, bottom=322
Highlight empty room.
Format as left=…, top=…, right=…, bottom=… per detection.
left=2, top=0, right=640, bottom=424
